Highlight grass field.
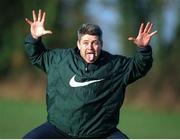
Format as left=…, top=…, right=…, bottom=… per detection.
left=120, top=106, right=180, bottom=139
left=0, top=98, right=180, bottom=139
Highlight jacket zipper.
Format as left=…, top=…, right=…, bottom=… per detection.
left=85, top=64, right=88, bottom=72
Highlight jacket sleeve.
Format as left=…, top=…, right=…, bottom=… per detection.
left=24, top=34, right=62, bottom=73
left=120, top=45, right=153, bottom=85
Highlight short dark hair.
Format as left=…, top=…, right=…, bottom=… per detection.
left=77, top=23, right=103, bottom=45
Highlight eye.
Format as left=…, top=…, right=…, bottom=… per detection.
left=93, top=41, right=99, bottom=46
left=82, top=41, right=89, bottom=46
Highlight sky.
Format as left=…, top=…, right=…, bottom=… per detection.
left=85, top=0, right=121, bottom=54
left=162, top=1, right=179, bottom=44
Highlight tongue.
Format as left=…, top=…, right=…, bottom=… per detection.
left=87, top=53, right=94, bottom=62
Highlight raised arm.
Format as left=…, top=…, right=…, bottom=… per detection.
left=25, top=9, right=52, bottom=39
left=122, top=22, right=157, bottom=85
left=24, top=9, right=53, bottom=73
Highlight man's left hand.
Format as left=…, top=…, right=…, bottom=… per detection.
left=128, top=22, right=157, bottom=47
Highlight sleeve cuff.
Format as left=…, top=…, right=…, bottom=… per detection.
left=25, top=33, right=41, bottom=44
left=137, top=45, right=152, bottom=55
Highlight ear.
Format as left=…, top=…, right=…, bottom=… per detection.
left=77, top=40, right=81, bottom=50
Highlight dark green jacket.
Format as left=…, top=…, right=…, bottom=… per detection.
left=24, top=34, right=153, bottom=138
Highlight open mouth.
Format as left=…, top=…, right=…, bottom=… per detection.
left=86, top=52, right=95, bottom=62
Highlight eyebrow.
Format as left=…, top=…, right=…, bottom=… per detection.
left=82, top=39, right=99, bottom=42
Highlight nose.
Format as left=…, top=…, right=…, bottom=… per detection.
left=87, top=43, right=93, bottom=50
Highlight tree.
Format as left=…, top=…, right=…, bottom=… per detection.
left=0, top=0, right=87, bottom=77
left=117, top=0, right=180, bottom=107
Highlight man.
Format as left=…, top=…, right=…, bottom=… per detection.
left=23, top=9, right=157, bottom=139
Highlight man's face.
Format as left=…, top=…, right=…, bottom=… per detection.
left=77, top=34, right=102, bottom=64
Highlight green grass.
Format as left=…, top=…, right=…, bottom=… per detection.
left=0, top=98, right=47, bottom=139
left=119, top=106, right=180, bottom=139
left=0, top=98, right=180, bottom=138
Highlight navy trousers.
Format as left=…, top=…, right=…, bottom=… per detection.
left=23, top=122, right=128, bottom=139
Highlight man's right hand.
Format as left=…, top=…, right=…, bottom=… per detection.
left=25, top=9, right=52, bottom=39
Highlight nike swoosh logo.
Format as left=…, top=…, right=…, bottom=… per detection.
left=69, top=75, right=104, bottom=87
